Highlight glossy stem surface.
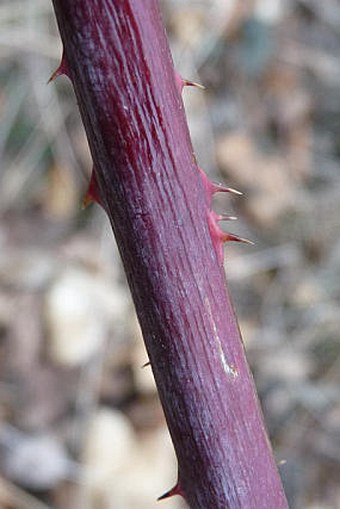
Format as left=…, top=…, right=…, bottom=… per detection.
left=51, top=1, right=288, bottom=507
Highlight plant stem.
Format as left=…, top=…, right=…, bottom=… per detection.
left=50, top=1, right=288, bottom=507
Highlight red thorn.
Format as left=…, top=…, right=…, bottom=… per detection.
left=48, top=50, right=70, bottom=83
left=184, top=79, right=205, bottom=90
left=198, top=168, right=242, bottom=201
left=211, top=181, right=243, bottom=196
left=82, top=168, right=102, bottom=208
left=207, top=210, right=253, bottom=263
left=158, top=483, right=184, bottom=501
left=221, top=233, right=254, bottom=245
left=175, top=72, right=205, bottom=93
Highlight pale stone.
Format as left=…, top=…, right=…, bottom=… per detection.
left=45, top=268, right=129, bottom=366
left=1, top=427, right=70, bottom=490
left=81, top=409, right=180, bottom=509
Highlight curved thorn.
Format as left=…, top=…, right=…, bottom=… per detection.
left=175, top=72, right=205, bottom=93
left=142, top=361, right=151, bottom=368
left=47, top=50, right=69, bottom=84
left=82, top=167, right=102, bottom=208
left=183, top=79, right=205, bottom=90
left=222, top=233, right=254, bottom=245
left=211, top=182, right=243, bottom=196
left=158, top=483, right=183, bottom=501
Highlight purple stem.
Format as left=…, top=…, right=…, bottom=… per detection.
left=50, top=1, right=288, bottom=507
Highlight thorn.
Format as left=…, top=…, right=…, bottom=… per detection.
left=183, top=79, right=205, bottom=90
left=211, top=182, right=243, bottom=196
left=142, top=361, right=151, bottom=368
left=218, top=214, right=238, bottom=222
left=158, top=483, right=184, bottom=501
left=197, top=168, right=243, bottom=201
left=175, top=72, right=205, bottom=93
left=207, top=209, right=253, bottom=263
left=221, top=233, right=254, bottom=245
left=82, top=168, right=102, bottom=208
left=47, top=50, right=69, bottom=83
left=209, top=210, right=237, bottom=223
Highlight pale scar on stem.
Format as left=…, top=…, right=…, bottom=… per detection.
left=205, top=297, right=238, bottom=378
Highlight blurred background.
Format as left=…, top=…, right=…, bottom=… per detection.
left=0, top=0, right=339, bottom=508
